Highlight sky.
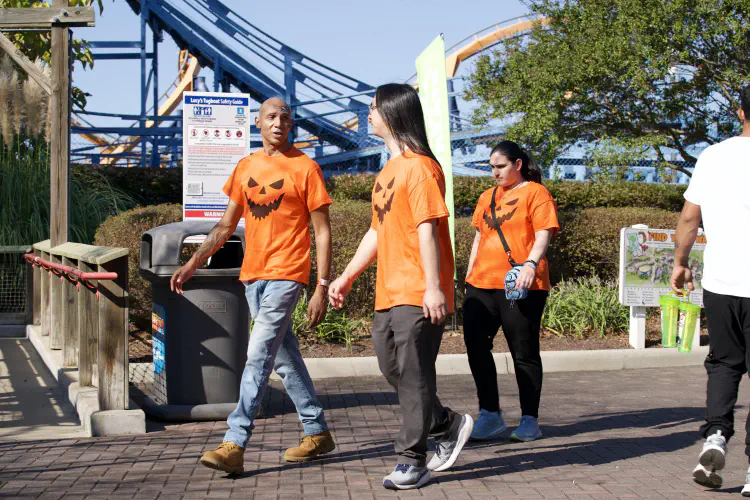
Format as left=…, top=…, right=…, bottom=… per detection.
left=71, top=0, right=529, bottom=123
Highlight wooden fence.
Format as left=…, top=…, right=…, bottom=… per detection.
left=27, top=240, right=129, bottom=410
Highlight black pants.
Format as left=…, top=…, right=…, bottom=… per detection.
left=372, top=306, right=459, bottom=466
left=700, top=289, right=750, bottom=456
left=463, top=284, right=547, bottom=418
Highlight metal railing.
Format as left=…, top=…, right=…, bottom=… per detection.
left=27, top=240, right=130, bottom=411
left=0, top=246, right=33, bottom=326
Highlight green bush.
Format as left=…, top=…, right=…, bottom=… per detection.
left=548, top=207, right=680, bottom=282
left=94, top=204, right=183, bottom=327
left=326, top=176, right=686, bottom=213
left=542, top=277, right=629, bottom=338
left=81, top=166, right=183, bottom=206
left=94, top=167, right=687, bottom=214
left=96, top=200, right=681, bottom=337
left=312, top=200, right=377, bottom=320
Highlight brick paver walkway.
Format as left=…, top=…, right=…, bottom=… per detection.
left=1, top=366, right=748, bottom=499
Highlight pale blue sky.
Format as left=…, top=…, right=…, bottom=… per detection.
left=72, top=0, right=528, bottom=122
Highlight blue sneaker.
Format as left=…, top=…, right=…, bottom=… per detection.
left=509, top=415, right=542, bottom=442
left=383, top=464, right=431, bottom=490
left=470, top=409, right=507, bottom=441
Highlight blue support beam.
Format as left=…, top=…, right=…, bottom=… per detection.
left=91, top=52, right=154, bottom=60
left=88, top=41, right=143, bottom=48
left=140, top=1, right=148, bottom=167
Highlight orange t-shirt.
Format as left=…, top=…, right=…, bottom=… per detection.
left=222, top=147, right=332, bottom=284
left=371, top=152, right=455, bottom=312
left=466, top=182, right=559, bottom=291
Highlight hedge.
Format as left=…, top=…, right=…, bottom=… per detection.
left=331, top=175, right=687, bottom=214
left=91, top=167, right=687, bottom=213
left=547, top=207, right=680, bottom=282
left=94, top=203, right=183, bottom=328
left=97, top=201, right=681, bottom=325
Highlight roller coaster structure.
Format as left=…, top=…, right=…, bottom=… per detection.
left=72, top=0, right=547, bottom=174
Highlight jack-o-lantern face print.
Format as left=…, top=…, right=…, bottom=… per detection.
left=483, top=197, right=518, bottom=230
left=244, top=176, right=285, bottom=220
left=373, top=177, right=395, bottom=224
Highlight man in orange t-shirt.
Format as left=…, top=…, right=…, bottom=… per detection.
left=170, top=98, right=335, bottom=475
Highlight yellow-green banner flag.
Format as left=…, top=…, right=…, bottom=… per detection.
left=416, top=34, right=455, bottom=274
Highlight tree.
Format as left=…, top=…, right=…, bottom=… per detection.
left=466, top=0, right=750, bottom=177
left=1, top=0, right=106, bottom=109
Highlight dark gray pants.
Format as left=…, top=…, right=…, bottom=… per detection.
left=372, top=305, right=459, bottom=466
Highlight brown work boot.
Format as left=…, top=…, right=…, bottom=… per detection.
left=283, top=430, right=336, bottom=462
left=199, top=441, right=244, bottom=474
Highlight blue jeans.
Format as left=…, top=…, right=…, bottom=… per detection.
left=224, top=280, right=328, bottom=448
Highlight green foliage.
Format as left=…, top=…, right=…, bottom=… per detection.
left=90, top=166, right=184, bottom=206
left=94, top=203, right=183, bottom=326
left=0, top=136, right=135, bottom=247
left=291, top=291, right=367, bottom=349
left=467, top=0, right=750, bottom=175
left=548, top=207, right=680, bottom=282
left=326, top=174, right=686, bottom=213
left=542, top=276, right=629, bottom=337
left=92, top=168, right=688, bottom=214
left=98, top=201, right=682, bottom=338
left=0, top=0, right=107, bottom=109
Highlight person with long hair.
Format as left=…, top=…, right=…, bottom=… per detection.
left=328, top=83, right=473, bottom=490
left=463, top=140, right=559, bottom=443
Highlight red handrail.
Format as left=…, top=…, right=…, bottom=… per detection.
left=24, top=253, right=118, bottom=281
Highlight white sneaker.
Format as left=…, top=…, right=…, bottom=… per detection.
left=742, top=466, right=750, bottom=497
left=693, top=430, right=727, bottom=488
left=427, top=414, right=474, bottom=472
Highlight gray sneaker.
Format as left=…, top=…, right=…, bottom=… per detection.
left=742, top=466, right=750, bottom=497
left=382, top=464, right=431, bottom=490
left=693, top=430, right=727, bottom=488
left=427, top=414, right=474, bottom=472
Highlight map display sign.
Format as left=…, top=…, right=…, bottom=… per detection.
left=618, top=227, right=706, bottom=307
left=182, top=91, right=250, bottom=222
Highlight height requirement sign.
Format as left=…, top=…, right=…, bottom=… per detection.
left=182, top=91, right=251, bottom=221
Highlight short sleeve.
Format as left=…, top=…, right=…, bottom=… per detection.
left=222, top=160, right=246, bottom=207
left=530, top=188, right=560, bottom=236
left=305, top=165, right=332, bottom=213
left=408, top=176, right=450, bottom=227
left=683, top=151, right=706, bottom=206
left=471, top=195, right=486, bottom=229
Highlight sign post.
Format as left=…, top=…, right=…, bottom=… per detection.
left=182, top=91, right=250, bottom=223
left=618, top=225, right=705, bottom=349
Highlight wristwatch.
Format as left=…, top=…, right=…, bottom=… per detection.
left=318, top=278, right=330, bottom=287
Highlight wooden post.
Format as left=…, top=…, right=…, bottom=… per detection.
left=49, top=250, right=63, bottom=349
left=97, top=254, right=129, bottom=410
left=24, top=247, right=33, bottom=325
left=32, top=247, right=41, bottom=326
left=35, top=241, right=51, bottom=337
left=61, top=254, right=79, bottom=367
left=49, top=0, right=71, bottom=248
left=78, top=258, right=98, bottom=387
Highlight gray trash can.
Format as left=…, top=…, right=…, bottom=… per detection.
left=139, top=220, right=249, bottom=407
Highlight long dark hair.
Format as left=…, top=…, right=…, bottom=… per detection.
left=490, top=140, right=543, bottom=184
left=374, top=83, right=441, bottom=168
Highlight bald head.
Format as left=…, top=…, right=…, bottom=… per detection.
left=256, top=97, right=294, bottom=150
left=259, top=97, right=291, bottom=117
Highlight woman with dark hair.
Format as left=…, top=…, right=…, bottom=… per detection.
left=463, top=140, right=559, bottom=443
left=328, top=83, right=473, bottom=490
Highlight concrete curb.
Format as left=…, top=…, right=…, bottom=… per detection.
left=27, top=325, right=146, bottom=437
left=270, top=346, right=709, bottom=380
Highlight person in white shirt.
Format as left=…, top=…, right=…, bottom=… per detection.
left=672, top=85, right=750, bottom=494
